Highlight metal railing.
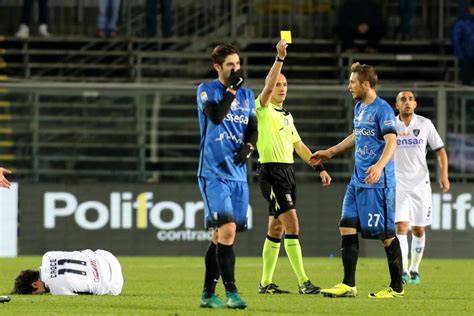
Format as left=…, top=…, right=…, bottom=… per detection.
left=0, top=82, right=473, bottom=183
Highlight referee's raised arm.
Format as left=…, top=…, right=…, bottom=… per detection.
left=259, top=40, right=288, bottom=107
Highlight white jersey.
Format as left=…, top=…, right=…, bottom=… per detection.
left=394, top=114, right=444, bottom=191
left=40, top=249, right=123, bottom=295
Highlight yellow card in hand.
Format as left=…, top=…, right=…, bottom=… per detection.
left=280, top=30, right=292, bottom=43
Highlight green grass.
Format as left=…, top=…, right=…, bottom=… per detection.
left=1, top=256, right=473, bottom=315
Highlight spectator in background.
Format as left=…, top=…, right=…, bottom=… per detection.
left=0, top=167, right=11, bottom=189
left=146, top=0, right=173, bottom=38
left=452, top=0, right=474, bottom=85
left=15, top=0, right=51, bottom=39
left=337, top=0, right=384, bottom=53
left=97, top=0, right=122, bottom=38
left=397, top=0, right=417, bottom=40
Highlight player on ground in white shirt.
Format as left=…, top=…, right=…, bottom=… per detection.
left=12, top=249, right=123, bottom=295
left=394, top=91, right=450, bottom=285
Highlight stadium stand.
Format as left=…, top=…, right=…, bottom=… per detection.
left=0, top=0, right=472, bottom=183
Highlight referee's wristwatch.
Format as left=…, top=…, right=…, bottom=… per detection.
left=276, top=56, right=285, bottom=62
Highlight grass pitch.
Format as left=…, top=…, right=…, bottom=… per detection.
left=1, top=256, right=472, bottom=315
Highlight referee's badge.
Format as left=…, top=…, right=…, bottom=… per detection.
left=283, top=118, right=289, bottom=126
left=285, top=194, right=292, bottom=202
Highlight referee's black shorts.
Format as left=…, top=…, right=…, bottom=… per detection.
left=258, top=163, right=296, bottom=218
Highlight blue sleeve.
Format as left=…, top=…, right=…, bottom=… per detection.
left=452, top=20, right=465, bottom=60
left=248, top=90, right=257, bottom=119
left=197, top=83, right=215, bottom=112
left=378, top=104, right=397, bottom=136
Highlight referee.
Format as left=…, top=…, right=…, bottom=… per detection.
left=256, top=40, right=331, bottom=295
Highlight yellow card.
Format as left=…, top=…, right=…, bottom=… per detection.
left=280, top=30, right=292, bottom=44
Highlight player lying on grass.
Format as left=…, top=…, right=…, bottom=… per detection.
left=12, top=249, right=123, bottom=295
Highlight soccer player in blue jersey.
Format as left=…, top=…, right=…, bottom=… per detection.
left=311, top=62, right=404, bottom=298
left=196, top=43, right=257, bottom=309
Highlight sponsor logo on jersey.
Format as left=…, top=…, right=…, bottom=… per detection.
left=356, top=145, right=376, bottom=156
left=397, top=138, right=424, bottom=146
left=355, top=128, right=375, bottom=137
left=214, top=131, right=243, bottom=144
left=224, top=113, right=249, bottom=124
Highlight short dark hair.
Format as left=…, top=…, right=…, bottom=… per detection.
left=211, top=43, right=240, bottom=65
left=351, top=62, right=378, bottom=87
left=12, top=269, right=39, bottom=294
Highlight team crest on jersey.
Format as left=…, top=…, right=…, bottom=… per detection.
left=230, top=99, right=240, bottom=111
left=413, top=129, right=420, bottom=136
left=200, top=91, right=208, bottom=102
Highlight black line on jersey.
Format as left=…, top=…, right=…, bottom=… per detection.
left=197, top=117, right=208, bottom=177
left=58, top=269, right=87, bottom=276
left=274, top=107, right=290, bottom=116
left=73, top=291, right=93, bottom=295
left=383, top=168, right=388, bottom=234
left=201, top=178, right=212, bottom=216
left=58, top=259, right=87, bottom=266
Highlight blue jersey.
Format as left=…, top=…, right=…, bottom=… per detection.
left=351, top=96, right=397, bottom=188
left=197, top=79, right=256, bottom=181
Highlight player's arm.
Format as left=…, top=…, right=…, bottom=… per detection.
left=436, top=148, right=450, bottom=192
left=294, top=141, right=332, bottom=186
left=234, top=115, right=257, bottom=165
left=310, top=132, right=355, bottom=163
left=0, top=167, right=11, bottom=189
left=365, top=133, right=397, bottom=184
left=258, top=40, right=287, bottom=107
left=203, top=70, right=245, bottom=125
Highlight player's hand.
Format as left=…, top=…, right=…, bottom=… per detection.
left=276, top=40, right=288, bottom=60
left=365, top=164, right=382, bottom=184
left=0, top=168, right=11, bottom=189
left=310, top=149, right=332, bottom=164
left=439, top=176, right=450, bottom=193
left=319, top=170, right=332, bottom=187
left=233, top=143, right=254, bottom=165
left=228, top=69, right=245, bottom=91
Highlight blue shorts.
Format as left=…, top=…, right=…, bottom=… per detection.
left=198, top=177, right=249, bottom=232
left=340, top=184, right=396, bottom=240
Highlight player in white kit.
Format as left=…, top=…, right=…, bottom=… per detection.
left=394, top=91, right=450, bottom=285
left=12, top=249, right=123, bottom=295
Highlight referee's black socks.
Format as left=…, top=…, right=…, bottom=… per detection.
left=217, top=243, right=237, bottom=293
left=341, top=234, right=359, bottom=287
left=384, top=237, right=403, bottom=292
left=203, top=242, right=219, bottom=296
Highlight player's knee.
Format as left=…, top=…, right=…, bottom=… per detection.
left=268, top=221, right=284, bottom=237
left=412, top=226, right=425, bottom=237
left=396, top=221, right=409, bottom=234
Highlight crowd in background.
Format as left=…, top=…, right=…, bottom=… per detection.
left=2, top=0, right=474, bottom=85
